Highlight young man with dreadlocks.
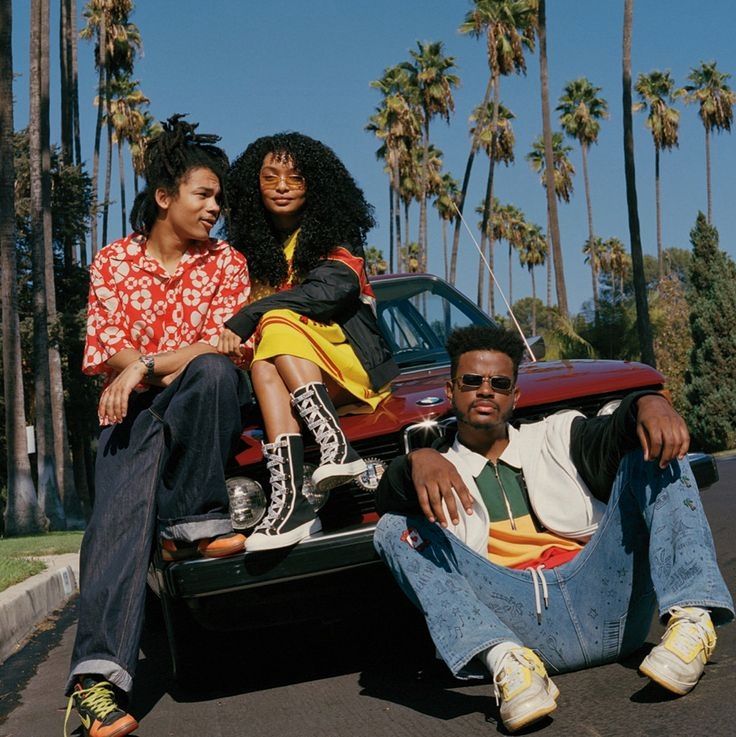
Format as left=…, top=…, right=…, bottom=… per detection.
left=64, top=116, right=251, bottom=737
left=374, top=325, right=733, bottom=733
left=218, top=132, right=398, bottom=551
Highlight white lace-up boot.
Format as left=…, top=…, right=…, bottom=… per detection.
left=290, top=382, right=367, bottom=492
left=246, top=433, right=321, bottom=551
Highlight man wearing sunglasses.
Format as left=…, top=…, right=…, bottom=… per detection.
left=374, top=325, right=732, bottom=733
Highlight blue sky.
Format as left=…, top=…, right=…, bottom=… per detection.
left=11, top=1, right=736, bottom=314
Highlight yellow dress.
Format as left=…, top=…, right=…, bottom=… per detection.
left=251, top=231, right=390, bottom=415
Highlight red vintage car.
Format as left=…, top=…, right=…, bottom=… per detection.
left=147, top=273, right=715, bottom=681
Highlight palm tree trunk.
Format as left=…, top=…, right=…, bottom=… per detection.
left=450, top=76, right=493, bottom=285
left=704, top=125, right=712, bottom=224
left=387, top=180, right=394, bottom=273
left=30, top=0, right=64, bottom=530
left=508, top=242, right=513, bottom=310
left=580, top=142, right=599, bottom=315
left=418, top=118, right=429, bottom=269
left=102, top=111, right=113, bottom=245
left=531, top=267, right=537, bottom=335
left=70, top=0, right=81, bottom=169
left=655, top=145, right=663, bottom=278
left=545, top=211, right=553, bottom=312
left=392, top=158, right=402, bottom=270
left=622, top=0, right=656, bottom=367
left=537, top=0, right=569, bottom=316
left=478, top=152, right=495, bottom=313
left=118, top=138, right=127, bottom=235
left=442, top=219, right=448, bottom=280
left=1, top=0, right=44, bottom=535
left=90, top=17, right=106, bottom=255
left=59, top=0, right=71, bottom=164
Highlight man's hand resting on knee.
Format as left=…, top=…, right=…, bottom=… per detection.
left=407, top=448, right=475, bottom=527
left=635, top=394, right=690, bottom=469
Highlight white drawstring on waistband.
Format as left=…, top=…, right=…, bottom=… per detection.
left=529, top=565, right=549, bottom=624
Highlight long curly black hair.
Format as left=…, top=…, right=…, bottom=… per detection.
left=225, top=132, right=375, bottom=286
left=130, top=114, right=229, bottom=236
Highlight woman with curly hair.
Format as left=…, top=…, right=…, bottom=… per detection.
left=219, top=132, right=398, bottom=551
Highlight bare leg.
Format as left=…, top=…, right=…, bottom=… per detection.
left=273, top=354, right=352, bottom=406
left=250, top=359, right=301, bottom=442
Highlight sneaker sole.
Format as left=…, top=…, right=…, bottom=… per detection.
left=639, top=658, right=695, bottom=696
left=99, top=717, right=140, bottom=737
left=246, top=518, right=323, bottom=552
left=312, top=459, right=368, bottom=492
left=504, top=696, right=558, bottom=732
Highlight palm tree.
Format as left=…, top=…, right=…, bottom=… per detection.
left=1, top=0, right=44, bottom=535
left=582, top=235, right=605, bottom=311
left=480, top=200, right=525, bottom=314
left=81, top=0, right=140, bottom=253
left=536, top=0, right=568, bottom=316
left=558, top=77, right=608, bottom=314
left=472, top=101, right=515, bottom=311
left=622, top=0, right=655, bottom=367
left=518, top=221, right=547, bottom=334
left=634, top=70, right=681, bottom=278
left=30, top=0, right=65, bottom=529
left=367, top=65, right=419, bottom=271
left=600, top=236, right=629, bottom=301
left=433, top=172, right=460, bottom=279
left=108, top=73, right=149, bottom=234
left=452, top=0, right=537, bottom=286
left=401, top=41, right=459, bottom=269
left=129, top=110, right=158, bottom=194
left=526, top=131, right=574, bottom=314
left=683, top=61, right=736, bottom=224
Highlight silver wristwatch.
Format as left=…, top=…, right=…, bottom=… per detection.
left=138, top=354, right=155, bottom=380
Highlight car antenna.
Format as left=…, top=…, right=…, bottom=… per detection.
left=452, top=201, right=537, bottom=363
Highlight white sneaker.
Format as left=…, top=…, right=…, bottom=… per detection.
left=639, top=606, right=716, bottom=695
left=493, top=647, right=559, bottom=732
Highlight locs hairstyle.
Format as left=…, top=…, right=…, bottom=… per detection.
left=225, top=132, right=375, bottom=287
left=446, top=325, right=526, bottom=379
left=130, top=114, right=229, bottom=236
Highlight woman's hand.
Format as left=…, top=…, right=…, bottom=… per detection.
left=217, top=328, right=243, bottom=357
left=98, top=360, right=147, bottom=425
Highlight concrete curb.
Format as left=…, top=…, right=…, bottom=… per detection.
left=0, top=553, right=79, bottom=665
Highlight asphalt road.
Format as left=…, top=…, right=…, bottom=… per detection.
left=2, top=457, right=735, bottom=737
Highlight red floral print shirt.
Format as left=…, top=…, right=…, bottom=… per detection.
left=83, top=233, right=250, bottom=378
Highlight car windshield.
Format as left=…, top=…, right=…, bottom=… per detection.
left=373, top=276, right=496, bottom=370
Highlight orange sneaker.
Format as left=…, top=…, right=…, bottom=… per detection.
left=197, top=532, right=246, bottom=558
left=64, top=679, right=138, bottom=737
left=160, top=533, right=246, bottom=562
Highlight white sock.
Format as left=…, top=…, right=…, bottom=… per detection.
left=479, top=640, right=523, bottom=675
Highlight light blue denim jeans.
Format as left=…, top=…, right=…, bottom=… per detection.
left=373, top=451, right=733, bottom=679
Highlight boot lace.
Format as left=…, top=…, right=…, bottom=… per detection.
left=256, top=439, right=289, bottom=530
left=293, top=387, right=341, bottom=463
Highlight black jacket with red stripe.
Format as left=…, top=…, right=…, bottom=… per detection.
left=224, top=247, right=399, bottom=391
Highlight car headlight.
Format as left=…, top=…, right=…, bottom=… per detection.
left=226, top=476, right=267, bottom=530
left=301, top=463, right=330, bottom=511
left=597, top=399, right=622, bottom=417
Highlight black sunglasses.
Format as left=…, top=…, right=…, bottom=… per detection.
left=452, top=373, right=515, bottom=393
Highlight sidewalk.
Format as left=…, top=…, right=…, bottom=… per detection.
left=0, top=553, right=79, bottom=665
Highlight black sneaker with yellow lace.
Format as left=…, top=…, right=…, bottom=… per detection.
left=64, top=677, right=138, bottom=737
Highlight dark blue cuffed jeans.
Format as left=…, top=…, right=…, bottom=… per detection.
left=67, top=354, right=250, bottom=694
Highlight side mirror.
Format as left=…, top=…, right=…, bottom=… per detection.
left=526, top=335, right=546, bottom=361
